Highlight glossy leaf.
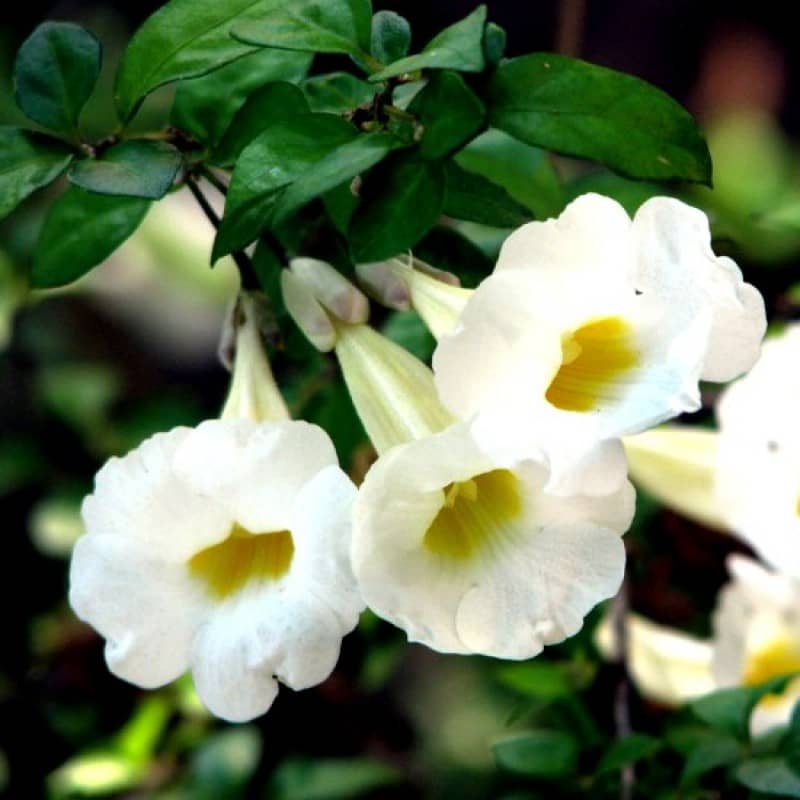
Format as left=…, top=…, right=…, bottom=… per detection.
left=736, top=758, right=800, bottom=797
left=232, top=0, right=373, bottom=58
left=370, top=11, right=410, bottom=64
left=115, top=0, right=287, bottom=123
left=495, top=661, right=572, bottom=700
left=172, top=48, right=311, bottom=147
left=212, top=82, right=310, bottom=167
left=455, top=128, right=563, bottom=219
left=273, top=132, right=403, bottom=223
left=0, top=128, right=73, bottom=220
left=690, top=676, right=794, bottom=740
left=214, top=113, right=357, bottom=259
left=493, top=730, right=579, bottom=778
left=348, top=151, right=445, bottom=262
left=31, top=187, right=149, bottom=288
left=443, top=161, right=530, bottom=228
left=680, top=733, right=741, bottom=785
left=68, top=140, right=182, bottom=199
left=369, top=5, right=486, bottom=82
left=488, top=53, right=712, bottom=183
left=13, top=22, right=101, bottom=136
left=409, top=71, right=484, bottom=160
left=483, top=21, right=506, bottom=66
left=302, top=73, right=375, bottom=113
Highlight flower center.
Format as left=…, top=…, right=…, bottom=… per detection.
left=743, top=634, right=800, bottom=687
left=188, top=523, right=295, bottom=600
left=545, top=316, right=638, bottom=412
left=423, top=470, right=522, bottom=560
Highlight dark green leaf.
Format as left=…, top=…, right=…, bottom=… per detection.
left=212, top=82, right=310, bottom=167
left=0, top=128, right=73, bottom=220
left=232, top=0, right=373, bottom=59
left=302, top=72, right=376, bottom=113
left=455, top=128, right=563, bottom=219
left=381, top=311, right=435, bottom=361
left=409, top=71, right=485, bottom=160
left=31, top=187, right=149, bottom=288
left=690, top=675, right=795, bottom=740
left=369, top=5, right=486, bottom=82
left=68, top=140, right=181, bottom=199
left=348, top=151, right=444, bottom=262
left=270, top=757, right=401, bottom=800
left=414, top=226, right=492, bottom=287
left=171, top=48, right=311, bottom=147
left=483, top=22, right=506, bottom=66
left=784, top=700, right=800, bottom=776
left=13, top=22, right=101, bottom=136
left=736, top=758, right=800, bottom=796
left=114, top=0, right=287, bottom=123
left=495, top=661, right=572, bottom=701
left=273, top=132, right=402, bottom=223
left=443, top=160, right=531, bottom=227
left=488, top=53, right=712, bottom=184
left=214, top=113, right=357, bottom=258
left=370, top=10, right=410, bottom=64
left=597, top=735, right=661, bottom=774
left=189, top=727, right=261, bottom=793
left=679, top=733, right=741, bottom=785
left=493, top=731, right=579, bottom=778
left=323, top=182, right=359, bottom=234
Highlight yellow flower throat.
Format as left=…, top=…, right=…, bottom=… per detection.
left=546, top=317, right=638, bottom=412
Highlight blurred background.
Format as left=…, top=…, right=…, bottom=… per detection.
left=2, top=1, right=800, bottom=797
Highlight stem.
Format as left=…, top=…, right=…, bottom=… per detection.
left=200, top=165, right=229, bottom=196
left=611, top=581, right=635, bottom=800
left=555, top=0, right=586, bottom=57
left=185, top=177, right=259, bottom=290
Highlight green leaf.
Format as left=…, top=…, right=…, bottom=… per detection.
left=0, top=128, right=73, bottom=220
left=408, top=70, right=485, bottom=160
left=31, top=187, right=149, bottom=288
left=68, top=140, right=181, bottom=199
left=273, top=132, right=403, bottom=223
left=488, top=53, right=712, bottom=184
left=414, top=226, right=492, bottom=287
left=679, top=733, right=741, bottom=785
left=495, top=661, right=572, bottom=701
left=171, top=48, right=311, bottom=147
left=13, top=22, right=101, bottom=136
left=232, top=0, right=373, bottom=59
left=348, top=151, right=444, bottom=262
left=114, top=0, right=288, bottom=123
left=270, top=757, right=401, bottom=800
left=565, top=171, right=664, bottom=216
left=784, top=701, right=800, bottom=776
left=212, top=82, right=310, bottom=167
left=370, top=10, right=410, bottom=64
left=381, top=311, right=435, bottom=361
left=597, top=734, right=661, bottom=774
left=455, top=128, right=563, bottom=219
left=443, top=161, right=531, bottom=227
left=302, top=72, right=376, bottom=113
left=189, top=727, right=261, bottom=794
left=736, top=758, right=800, bottom=796
left=690, top=675, right=795, bottom=740
left=493, top=730, right=579, bottom=778
left=483, top=22, right=506, bottom=67
left=214, top=113, right=357, bottom=258
left=369, top=5, right=486, bottom=82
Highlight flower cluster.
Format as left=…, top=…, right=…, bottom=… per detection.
left=68, top=194, right=766, bottom=721
left=608, top=323, right=800, bottom=733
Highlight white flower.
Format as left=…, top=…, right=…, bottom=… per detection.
left=283, top=258, right=635, bottom=658
left=431, top=193, right=765, bottom=482
left=597, top=556, right=800, bottom=736
left=353, top=421, right=634, bottom=658
left=716, top=324, right=800, bottom=576
left=69, top=293, right=363, bottom=722
left=713, top=556, right=800, bottom=736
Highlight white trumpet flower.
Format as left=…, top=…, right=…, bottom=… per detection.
left=430, top=194, right=765, bottom=482
left=69, top=294, right=363, bottom=722
left=716, top=324, right=800, bottom=576
left=281, top=260, right=636, bottom=658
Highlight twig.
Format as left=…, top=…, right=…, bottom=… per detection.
left=185, top=176, right=259, bottom=290
left=200, top=165, right=229, bottom=196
